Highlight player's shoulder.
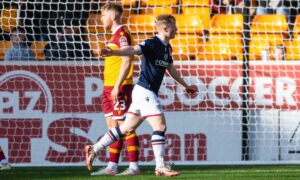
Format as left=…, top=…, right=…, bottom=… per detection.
left=111, top=25, right=133, bottom=46
left=117, top=26, right=131, bottom=37
left=141, top=36, right=158, bottom=45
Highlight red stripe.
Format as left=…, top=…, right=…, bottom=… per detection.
left=127, top=111, right=140, bottom=116
left=142, top=114, right=161, bottom=119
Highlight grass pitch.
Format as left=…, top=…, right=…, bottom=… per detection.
left=1, top=165, right=300, bottom=180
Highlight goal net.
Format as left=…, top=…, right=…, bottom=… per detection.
left=1, top=0, right=300, bottom=166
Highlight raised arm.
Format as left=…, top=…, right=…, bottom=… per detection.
left=167, top=63, right=198, bottom=95
left=100, top=45, right=141, bottom=57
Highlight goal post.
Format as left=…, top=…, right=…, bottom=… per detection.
left=1, top=0, right=300, bottom=166
left=241, top=0, right=251, bottom=161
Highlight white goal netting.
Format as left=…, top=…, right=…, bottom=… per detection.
left=1, top=0, right=300, bottom=166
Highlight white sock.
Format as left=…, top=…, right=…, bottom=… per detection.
left=151, top=131, right=165, bottom=168
left=107, top=161, right=118, bottom=171
left=129, top=161, right=139, bottom=171
left=93, top=133, right=109, bottom=153
left=93, top=127, right=124, bottom=153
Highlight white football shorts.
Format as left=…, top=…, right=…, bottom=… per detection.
left=128, top=84, right=163, bottom=118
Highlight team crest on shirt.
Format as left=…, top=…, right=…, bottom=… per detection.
left=119, top=36, right=129, bottom=47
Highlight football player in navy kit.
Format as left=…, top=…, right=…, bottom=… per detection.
left=85, top=14, right=197, bottom=177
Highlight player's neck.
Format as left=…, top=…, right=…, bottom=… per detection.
left=111, top=21, right=122, bottom=33
left=157, top=34, right=170, bottom=44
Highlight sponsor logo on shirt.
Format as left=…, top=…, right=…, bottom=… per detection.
left=155, top=59, right=169, bottom=68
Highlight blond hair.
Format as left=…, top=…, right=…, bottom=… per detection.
left=101, top=3, right=123, bottom=16
left=155, top=14, right=176, bottom=28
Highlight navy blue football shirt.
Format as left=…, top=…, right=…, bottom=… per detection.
left=136, top=35, right=173, bottom=95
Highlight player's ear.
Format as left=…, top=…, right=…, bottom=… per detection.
left=163, top=25, right=170, bottom=33
left=164, top=27, right=169, bottom=33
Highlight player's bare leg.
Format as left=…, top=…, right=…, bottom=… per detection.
left=119, top=113, right=143, bottom=136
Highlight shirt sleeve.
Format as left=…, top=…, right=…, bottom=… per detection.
left=119, top=34, right=131, bottom=47
left=138, top=39, right=153, bottom=55
left=116, top=31, right=132, bottom=48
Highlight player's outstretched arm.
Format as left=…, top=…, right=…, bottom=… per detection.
left=167, top=63, right=198, bottom=95
left=100, top=45, right=141, bottom=57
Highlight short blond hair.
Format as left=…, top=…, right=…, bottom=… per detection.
left=155, top=14, right=176, bottom=28
left=101, top=3, right=123, bottom=16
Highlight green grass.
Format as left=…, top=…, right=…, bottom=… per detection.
left=2, top=165, right=300, bottom=180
